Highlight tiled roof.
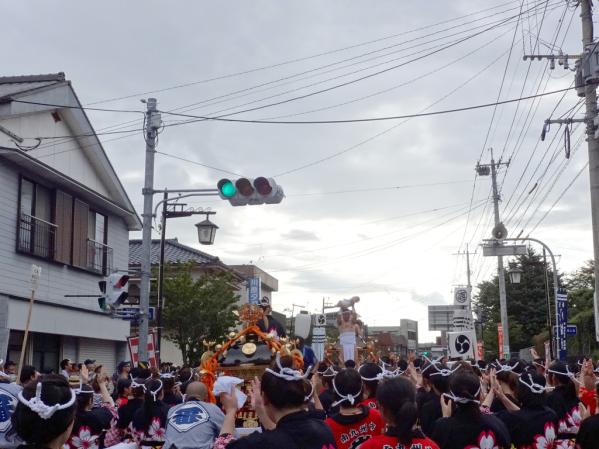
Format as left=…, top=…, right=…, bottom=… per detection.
left=129, top=239, right=219, bottom=266
left=0, top=73, right=66, bottom=99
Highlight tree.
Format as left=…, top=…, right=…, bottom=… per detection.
left=564, top=260, right=598, bottom=357
left=161, top=262, right=239, bottom=366
left=473, top=247, right=559, bottom=355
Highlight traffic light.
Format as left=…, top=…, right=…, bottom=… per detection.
left=100, top=273, right=129, bottom=310
left=217, top=177, right=284, bottom=206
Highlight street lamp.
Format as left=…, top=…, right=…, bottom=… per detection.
left=195, top=215, right=219, bottom=245
left=508, top=266, right=523, bottom=284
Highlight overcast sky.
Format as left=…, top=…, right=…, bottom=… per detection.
left=4, top=0, right=593, bottom=341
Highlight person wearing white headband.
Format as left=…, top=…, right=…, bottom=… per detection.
left=358, top=362, right=383, bottom=409
left=13, top=375, right=76, bottom=449
left=131, top=377, right=170, bottom=449
left=418, top=361, right=451, bottom=437
left=316, top=362, right=339, bottom=414
left=495, top=370, right=560, bottom=449
left=432, top=371, right=511, bottom=449
left=220, top=352, right=336, bottom=449
left=546, top=361, right=583, bottom=441
left=116, top=376, right=146, bottom=432
left=324, top=368, right=384, bottom=449
left=64, top=384, right=113, bottom=449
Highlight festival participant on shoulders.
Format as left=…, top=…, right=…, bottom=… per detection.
left=132, top=377, right=170, bottom=448
left=14, top=376, right=76, bottom=449
left=296, top=337, right=318, bottom=373
left=358, top=363, right=383, bottom=409
left=494, top=369, right=559, bottom=449
left=546, top=361, right=585, bottom=442
left=337, top=298, right=360, bottom=364
left=257, top=297, right=286, bottom=339
left=325, top=368, right=384, bottom=449
left=360, top=377, right=440, bottom=449
left=216, top=353, right=335, bottom=449
left=431, top=371, right=511, bottom=449
left=163, top=382, right=225, bottom=449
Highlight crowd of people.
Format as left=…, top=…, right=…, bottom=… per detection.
left=3, top=350, right=599, bottom=449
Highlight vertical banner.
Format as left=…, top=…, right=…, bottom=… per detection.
left=497, top=323, right=504, bottom=359
left=556, top=290, right=568, bottom=361
left=247, top=277, right=261, bottom=305
left=128, top=332, right=158, bottom=368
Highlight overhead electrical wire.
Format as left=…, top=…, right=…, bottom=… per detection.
left=84, top=0, right=532, bottom=106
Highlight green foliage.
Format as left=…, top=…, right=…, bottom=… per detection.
left=564, top=260, right=598, bottom=356
left=161, top=262, right=239, bottom=366
left=474, top=248, right=557, bottom=355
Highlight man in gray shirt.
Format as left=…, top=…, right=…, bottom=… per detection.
left=0, top=376, right=23, bottom=448
left=163, top=381, right=225, bottom=449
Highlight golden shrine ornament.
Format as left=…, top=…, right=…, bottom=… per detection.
left=238, top=304, right=264, bottom=326
left=241, top=342, right=257, bottom=356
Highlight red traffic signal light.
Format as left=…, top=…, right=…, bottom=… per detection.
left=254, top=177, right=273, bottom=195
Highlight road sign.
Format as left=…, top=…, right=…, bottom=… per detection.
left=553, top=324, right=577, bottom=336
left=482, top=244, right=528, bottom=257
left=115, top=306, right=155, bottom=320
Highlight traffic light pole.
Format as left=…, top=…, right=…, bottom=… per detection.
left=138, top=98, right=160, bottom=364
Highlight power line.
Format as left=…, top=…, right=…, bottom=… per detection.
left=84, top=0, right=531, bottom=106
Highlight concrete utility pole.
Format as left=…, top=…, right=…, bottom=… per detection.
left=139, top=98, right=161, bottom=363
left=477, top=150, right=510, bottom=358
left=580, top=0, right=599, bottom=344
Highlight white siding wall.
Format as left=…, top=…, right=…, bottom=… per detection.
left=0, top=159, right=130, bottom=318
left=0, top=113, right=111, bottom=197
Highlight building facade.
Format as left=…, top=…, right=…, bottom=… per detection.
left=0, top=73, right=140, bottom=374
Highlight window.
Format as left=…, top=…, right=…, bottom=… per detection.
left=17, top=176, right=112, bottom=275
left=86, top=211, right=109, bottom=274
left=18, top=178, right=56, bottom=258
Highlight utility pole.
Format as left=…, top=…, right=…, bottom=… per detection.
left=138, top=98, right=161, bottom=363
left=453, top=244, right=474, bottom=291
left=580, top=0, right=599, bottom=346
left=477, top=150, right=510, bottom=358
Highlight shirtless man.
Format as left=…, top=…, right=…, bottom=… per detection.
left=336, top=296, right=361, bottom=364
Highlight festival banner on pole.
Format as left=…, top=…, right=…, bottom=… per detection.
left=247, top=277, right=261, bottom=305
left=556, top=290, right=568, bottom=361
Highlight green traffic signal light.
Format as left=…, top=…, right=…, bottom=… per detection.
left=217, top=179, right=237, bottom=198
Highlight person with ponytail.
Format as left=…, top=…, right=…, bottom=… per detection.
left=546, top=361, right=583, bottom=441
left=495, top=369, right=559, bottom=449
left=13, top=375, right=77, bottom=449
left=324, top=368, right=383, bottom=449
left=132, top=377, right=170, bottom=448
left=431, top=371, right=510, bottom=449
left=360, top=376, right=439, bottom=449
left=221, top=353, right=335, bottom=449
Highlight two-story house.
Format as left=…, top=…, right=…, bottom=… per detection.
left=0, top=73, right=141, bottom=374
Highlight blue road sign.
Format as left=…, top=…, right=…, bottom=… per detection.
left=556, top=291, right=568, bottom=360
left=247, top=277, right=261, bottom=305
left=553, top=324, right=577, bottom=336
left=115, top=306, right=155, bottom=320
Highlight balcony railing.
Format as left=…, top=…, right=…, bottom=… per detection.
left=17, top=213, right=57, bottom=259
left=86, top=239, right=113, bottom=275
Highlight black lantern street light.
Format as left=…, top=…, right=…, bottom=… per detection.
left=508, top=265, right=523, bottom=284
left=195, top=213, right=218, bottom=245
